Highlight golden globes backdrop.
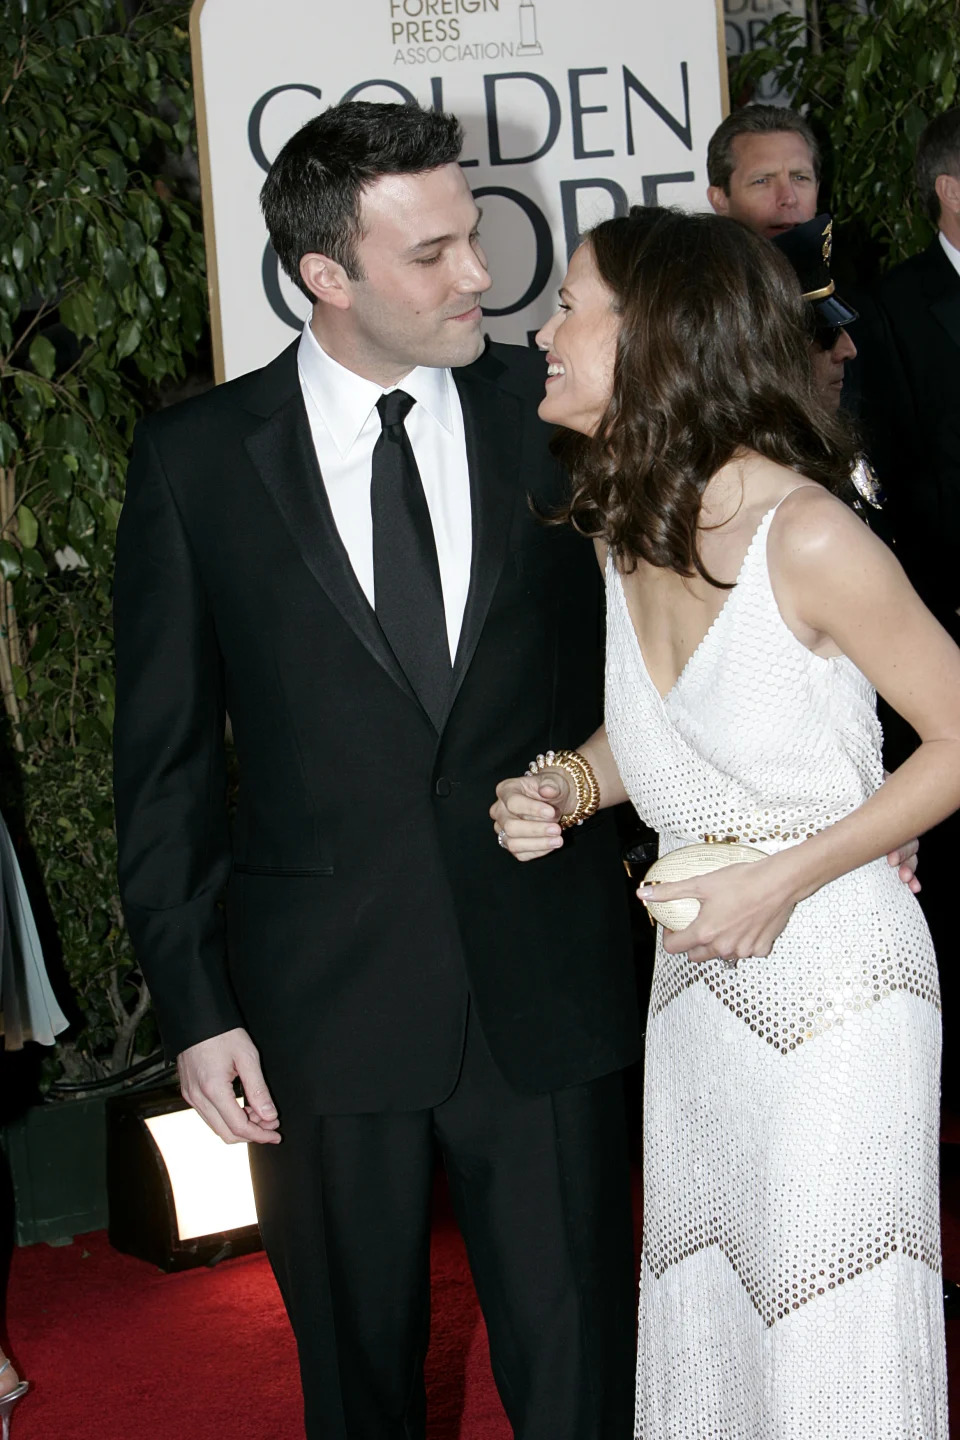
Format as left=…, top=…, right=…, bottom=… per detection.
left=190, top=0, right=729, bottom=382
left=723, top=0, right=807, bottom=105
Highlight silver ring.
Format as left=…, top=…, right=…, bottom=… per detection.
left=721, top=957, right=739, bottom=970
left=498, top=828, right=509, bottom=850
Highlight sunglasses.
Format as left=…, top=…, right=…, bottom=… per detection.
left=813, top=324, right=847, bottom=352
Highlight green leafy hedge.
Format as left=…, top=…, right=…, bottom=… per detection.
left=0, top=0, right=208, bottom=1081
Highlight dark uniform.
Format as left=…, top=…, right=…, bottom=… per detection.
left=774, top=213, right=896, bottom=547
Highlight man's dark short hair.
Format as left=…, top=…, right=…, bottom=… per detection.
left=915, top=108, right=960, bottom=224
left=260, top=101, right=464, bottom=299
left=706, top=104, right=821, bottom=193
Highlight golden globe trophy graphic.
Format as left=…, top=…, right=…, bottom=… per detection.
left=517, top=0, right=543, bottom=56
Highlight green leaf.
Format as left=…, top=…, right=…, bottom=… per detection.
left=0, top=542, right=22, bottom=581
left=93, top=148, right=128, bottom=192
left=904, top=103, right=928, bottom=151
left=0, top=3, right=225, bottom=1083
left=47, top=461, right=74, bottom=501
left=20, top=548, right=47, bottom=579
left=11, top=233, right=32, bottom=271
left=862, top=34, right=882, bottom=75
left=107, top=119, right=130, bottom=152
left=87, top=383, right=106, bottom=421
left=29, top=334, right=57, bottom=380
left=60, top=292, right=97, bottom=340
left=29, top=621, right=57, bottom=665
left=116, top=320, right=141, bottom=360
left=17, top=505, right=38, bottom=551
left=144, top=258, right=167, bottom=300
left=0, top=424, right=18, bottom=466
left=68, top=496, right=95, bottom=539
left=94, top=290, right=117, bottom=331
left=133, top=193, right=162, bottom=242
left=123, top=220, right=146, bottom=264
left=51, top=205, right=73, bottom=255
left=104, top=249, right=133, bottom=293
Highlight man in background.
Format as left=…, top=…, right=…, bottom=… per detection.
left=871, top=109, right=960, bottom=1115
left=872, top=107, right=960, bottom=635
left=706, top=112, right=889, bottom=532
left=706, top=103, right=820, bottom=237
left=705, top=105, right=880, bottom=439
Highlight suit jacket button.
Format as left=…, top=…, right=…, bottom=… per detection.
left=434, top=777, right=452, bottom=798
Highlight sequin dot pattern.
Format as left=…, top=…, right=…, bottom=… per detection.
left=604, top=501, right=947, bottom=1438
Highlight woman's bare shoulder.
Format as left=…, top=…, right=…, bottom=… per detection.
left=767, top=481, right=883, bottom=570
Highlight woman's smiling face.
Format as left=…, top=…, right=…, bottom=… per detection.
left=535, top=242, right=620, bottom=436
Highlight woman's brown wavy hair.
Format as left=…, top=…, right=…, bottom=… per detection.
left=552, top=206, right=859, bottom=587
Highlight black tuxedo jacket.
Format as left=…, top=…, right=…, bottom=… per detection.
left=113, top=340, right=639, bottom=1113
left=869, top=239, right=960, bottom=623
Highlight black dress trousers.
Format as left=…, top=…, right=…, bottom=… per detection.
left=249, top=1007, right=636, bottom=1440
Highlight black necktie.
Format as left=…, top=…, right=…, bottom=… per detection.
left=371, top=390, right=451, bottom=729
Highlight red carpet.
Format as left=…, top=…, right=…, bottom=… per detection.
left=6, top=1167, right=960, bottom=1439
left=5, top=1176, right=509, bottom=1440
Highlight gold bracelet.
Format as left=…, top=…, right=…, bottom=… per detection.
left=526, top=748, right=601, bottom=829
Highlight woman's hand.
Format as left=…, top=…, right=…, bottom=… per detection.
left=637, top=858, right=797, bottom=964
left=490, top=770, right=575, bottom=861
left=888, top=837, right=921, bottom=894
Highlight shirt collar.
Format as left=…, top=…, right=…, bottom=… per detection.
left=938, top=229, right=960, bottom=281
left=297, top=321, right=454, bottom=456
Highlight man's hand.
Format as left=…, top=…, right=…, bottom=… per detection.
left=177, top=1027, right=281, bottom=1145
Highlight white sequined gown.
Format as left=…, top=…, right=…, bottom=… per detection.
left=604, top=502, right=948, bottom=1438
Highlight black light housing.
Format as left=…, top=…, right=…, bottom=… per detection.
left=106, top=1084, right=263, bottom=1272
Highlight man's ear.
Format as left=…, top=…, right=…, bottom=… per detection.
left=706, top=185, right=729, bottom=217
left=299, top=253, right=353, bottom=310
left=935, top=172, right=960, bottom=222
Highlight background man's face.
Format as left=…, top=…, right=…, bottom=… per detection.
left=345, top=164, right=491, bottom=379
left=811, top=327, right=857, bottom=413
left=708, top=131, right=818, bottom=238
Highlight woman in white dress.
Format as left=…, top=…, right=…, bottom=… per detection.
left=491, top=207, right=958, bottom=1436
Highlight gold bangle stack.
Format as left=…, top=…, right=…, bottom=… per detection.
left=526, top=748, right=601, bottom=829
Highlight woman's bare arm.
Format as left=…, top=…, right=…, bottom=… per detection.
left=648, top=488, right=960, bottom=963
left=489, top=725, right=629, bottom=861
left=764, top=486, right=960, bottom=900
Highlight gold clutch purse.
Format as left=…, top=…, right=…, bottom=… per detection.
left=641, top=836, right=766, bottom=932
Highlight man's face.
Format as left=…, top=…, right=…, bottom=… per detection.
left=811, top=327, right=857, bottom=414
left=708, top=131, right=818, bottom=238
left=335, top=164, right=491, bottom=382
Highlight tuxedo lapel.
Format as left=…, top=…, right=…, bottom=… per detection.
left=242, top=342, right=524, bottom=733
left=923, top=240, right=960, bottom=354
left=931, top=291, right=960, bottom=354
left=242, top=349, right=420, bottom=711
left=446, top=361, right=524, bottom=719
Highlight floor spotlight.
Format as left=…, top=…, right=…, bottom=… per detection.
left=107, top=1085, right=262, bottom=1271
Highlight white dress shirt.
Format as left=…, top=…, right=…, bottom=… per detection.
left=297, top=322, right=473, bottom=663
left=938, top=229, right=960, bottom=282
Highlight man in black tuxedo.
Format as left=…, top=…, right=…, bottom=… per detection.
left=867, top=108, right=960, bottom=1110
left=113, top=102, right=639, bottom=1439
left=872, top=108, right=960, bottom=635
